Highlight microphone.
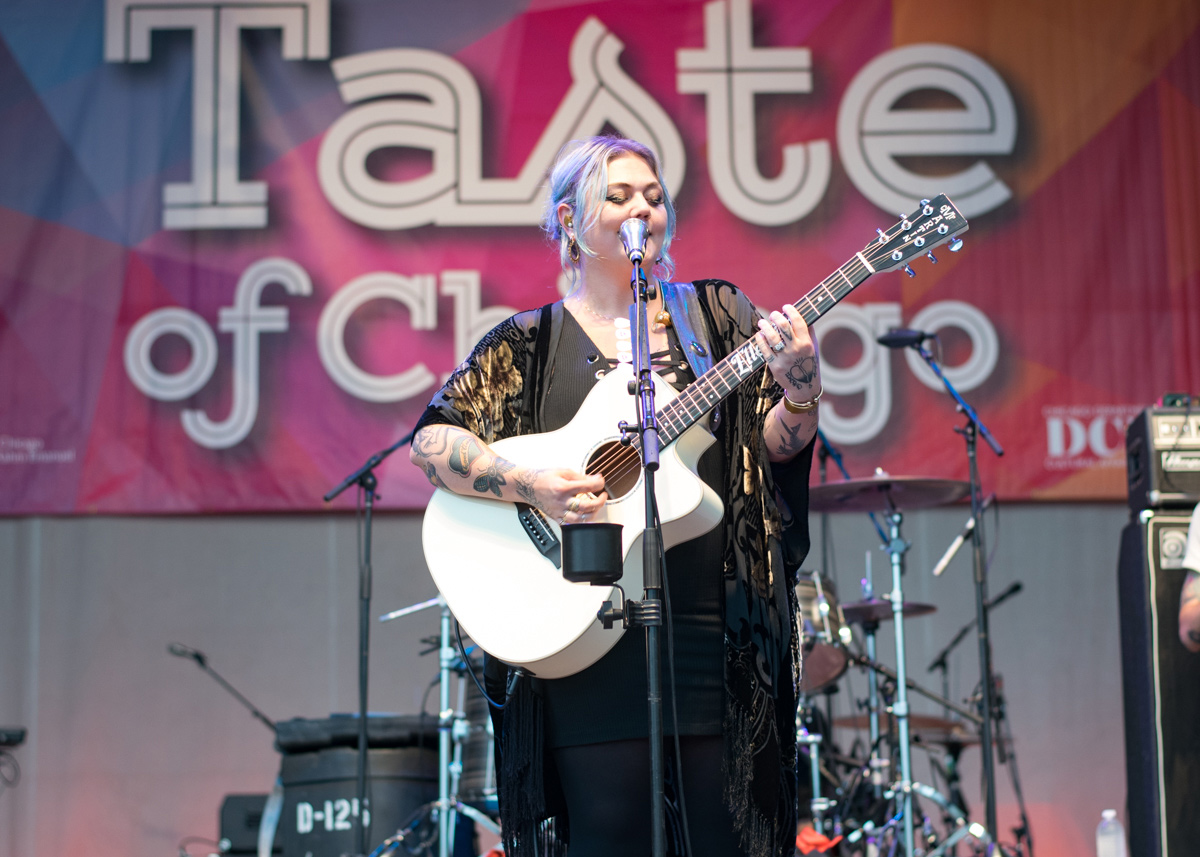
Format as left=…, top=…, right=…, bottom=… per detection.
left=619, top=218, right=648, bottom=264
left=987, top=581, right=1023, bottom=611
left=167, top=642, right=206, bottom=666
left=876, top=328, right=934, bottom=349
left=931, top=494, right=995, bottom=577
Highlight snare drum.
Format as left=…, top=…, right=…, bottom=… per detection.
left=459, top=678, right=498, bottom=817
left=795, top=571, right=848, bottom=693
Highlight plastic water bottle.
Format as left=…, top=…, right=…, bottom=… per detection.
left=1096, top=809, right=1127, bottom=857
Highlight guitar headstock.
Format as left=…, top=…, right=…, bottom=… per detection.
left=863, top=195, right=969, bottom=276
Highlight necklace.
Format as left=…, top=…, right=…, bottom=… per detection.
left=573, top=298, right=670, bottom=329
left=578, top=300, right=622, bottom=324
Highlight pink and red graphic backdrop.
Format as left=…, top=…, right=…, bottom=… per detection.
left=0, top=0, right=1198, bottom=514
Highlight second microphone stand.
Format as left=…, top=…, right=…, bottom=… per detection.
left=910, top=340, right=1004, bottom=844
left=324, top=431, right=414, bottom=857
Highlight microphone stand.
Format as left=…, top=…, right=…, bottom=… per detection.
left=592, top=223, right=667, bottom=857
left=324, top=430, right=415, bottom=857
left=910, top=341, right=1004, bottom=846
left=168, top=645, right=277, bottom=735
left=627, top=254, right=668, bottom=857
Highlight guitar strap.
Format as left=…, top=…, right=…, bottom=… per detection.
left=659, top=280, right=720, bottom=427
left=659, top=280, right=714, bottom=376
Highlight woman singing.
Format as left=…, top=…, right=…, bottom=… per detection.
left=410, top=134, right=820, bottom=857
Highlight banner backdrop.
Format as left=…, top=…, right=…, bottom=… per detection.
left=1, top=0, right=1197, bottom=514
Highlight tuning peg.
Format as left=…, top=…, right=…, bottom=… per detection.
left=876, top=227, right=886, bottom=239
left=949, top=235, right=964, bottom=252
left=903, top=265, right=916, bottom=278
left=926, top=251, right=938, bottom=265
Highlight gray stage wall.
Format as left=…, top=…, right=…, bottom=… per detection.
left=1, top=502, right=1133, bottom=856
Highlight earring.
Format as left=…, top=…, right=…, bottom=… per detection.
left=569, top=239, right=580, bottom=263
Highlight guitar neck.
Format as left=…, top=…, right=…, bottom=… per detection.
left=656, top=252, right=875, bottom=445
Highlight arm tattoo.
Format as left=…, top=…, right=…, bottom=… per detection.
left=514, top=467, right=542, bottom=508
left=421, top=462, right=447, bottom=490
left=412, top=426, right=449, bottom=459
left=474, top=458, right=516, bottom=497
left=773, top=412, right=809, bottom=457
left=784, top=355, right=818, bottom=389
left=449, top=435, right=483, bottom=477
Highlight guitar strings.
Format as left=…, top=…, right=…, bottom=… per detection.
left=575, top=226, right=935, bottom=495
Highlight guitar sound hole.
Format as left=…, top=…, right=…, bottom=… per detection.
left=586, top=441, right=641, bottom=500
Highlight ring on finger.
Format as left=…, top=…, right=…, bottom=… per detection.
left=771, top=339, right=786, bottom=352
left=567, top=496, right=580, bottom=513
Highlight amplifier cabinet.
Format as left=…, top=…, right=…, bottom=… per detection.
left=1118, top=511, right=1200, bottom=857
left=1126, top=407, right=1200, bottom=511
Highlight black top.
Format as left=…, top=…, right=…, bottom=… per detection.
left=538, top=311, right=728, bottom=748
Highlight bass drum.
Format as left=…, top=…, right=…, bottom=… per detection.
left=459, top=677, right=498, bottom=818
left=795, top=571, right=848, bottom=694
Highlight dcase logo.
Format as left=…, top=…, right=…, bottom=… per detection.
left=1042, top=404, right=1142, bottom=470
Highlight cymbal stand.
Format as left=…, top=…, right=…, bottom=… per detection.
left=797, top=716, right=832, bottom=832
left=378, top=596, right=500, bottom=857
left=857, top=555, right=886, bottom=801
left=881, top=498, right=917, bottom=856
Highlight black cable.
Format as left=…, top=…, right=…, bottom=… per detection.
left=454, top=617, right=507, bottom=710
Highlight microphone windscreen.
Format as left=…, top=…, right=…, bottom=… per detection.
left=876, top=328, right=930, bottom=349
left=619, top=218, right=648, bottom=263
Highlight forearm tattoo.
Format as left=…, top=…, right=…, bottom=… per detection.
left=474, top=458, right=516, bottom=497
left=514, top=467, right=543, bottom=508
left=773, top=410, right=810, bottom=457
left=449, top=435, right=483, bottom=477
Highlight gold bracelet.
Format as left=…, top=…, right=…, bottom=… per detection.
left=781, top=389, right=822, bottom=414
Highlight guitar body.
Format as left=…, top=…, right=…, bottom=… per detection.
left=421, top=363, right=724, bottom=678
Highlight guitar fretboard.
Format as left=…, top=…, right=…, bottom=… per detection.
left=655, top=252, right=875, bottom=445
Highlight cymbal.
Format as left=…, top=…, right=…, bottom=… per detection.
left=841, top=598, right=936, bottom=624
left=809, top=476, right=969, bottom=513
left=833, top=713, right=978, bottom=745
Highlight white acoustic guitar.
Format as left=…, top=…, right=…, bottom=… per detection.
left=421, top=196, right=967, bottom=678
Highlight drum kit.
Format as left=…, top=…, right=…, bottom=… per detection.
left=794, top=473, right=1001, bottom=856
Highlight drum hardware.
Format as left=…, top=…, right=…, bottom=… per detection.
left=810, top=474, right=973, bottom=857
left=841, top=598, right=937, bottom=624
left=797, top=727, right=833, bottom=832
left=808, top=475, right=970, bottom=515
left=379, top=596, right=501, bottom=857
left=796, top=571, right=851, bottom=694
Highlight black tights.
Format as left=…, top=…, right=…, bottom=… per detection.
left=552, top=735, right=747, bottom=857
